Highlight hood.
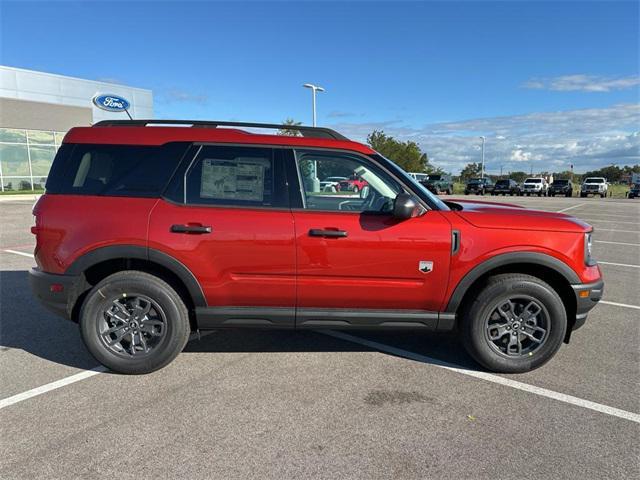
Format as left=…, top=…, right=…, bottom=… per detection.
left=450, top=200, right=591, bottom=233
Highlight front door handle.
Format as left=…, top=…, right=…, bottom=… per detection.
left=170, top=224, right=212, bottom=234
left=309, top=228, right=348, bottom=238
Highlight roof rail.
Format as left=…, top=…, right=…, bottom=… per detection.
left=92, top=119, right=349, bottom=141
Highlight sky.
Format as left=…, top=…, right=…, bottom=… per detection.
left=1, top=0, right=638, bottom=174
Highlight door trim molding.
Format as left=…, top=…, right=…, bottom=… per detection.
left=195, top=306, right=455, bottom=331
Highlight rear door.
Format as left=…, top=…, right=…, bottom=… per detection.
left=287, top=148, right=452, bottom=327
left=148, top=145, right=296, bottom=327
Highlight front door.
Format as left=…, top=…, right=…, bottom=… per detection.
left=290, top=149, right=452, bottom=327
left=148, top=145, right=296, bottom=327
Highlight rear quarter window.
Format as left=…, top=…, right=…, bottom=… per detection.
left=45, top=143, right=189, bottom=197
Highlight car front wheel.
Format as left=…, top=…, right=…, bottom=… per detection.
left=80, top=271, right=191, bottom=374
left=460, top=273, right=567, bottom=373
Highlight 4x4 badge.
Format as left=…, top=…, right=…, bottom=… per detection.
left=419, top=261, right=433, bottom=273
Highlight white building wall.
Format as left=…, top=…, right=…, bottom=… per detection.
left=0, top=66, right=153, bottom=122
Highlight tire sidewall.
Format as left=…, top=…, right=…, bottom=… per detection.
left=462, top=276, right=567, bottom=373
left=80, top=273, right=189, bottom=374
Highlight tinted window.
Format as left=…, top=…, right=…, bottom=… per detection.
left=185, top=146, right=287, bottom=208
left=45, top=143, right=188, bottom=197
left=496, top=180, right=509, bottom=186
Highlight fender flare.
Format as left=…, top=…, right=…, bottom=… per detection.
left=66, top=245, right=207, bottom=307
left=445, top=252, right=580, bottom=313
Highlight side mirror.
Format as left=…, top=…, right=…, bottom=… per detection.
left=359, top=185, right=370, bottom=198
left=393, top=193, right=417, bottom=219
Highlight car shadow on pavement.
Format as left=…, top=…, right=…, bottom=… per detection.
left=0, top=270, right=98, bottom=370
left=3, top=269, right=480, bottom=372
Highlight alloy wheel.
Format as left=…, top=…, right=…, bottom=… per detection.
left=98, top=295, right=167, bottom=358
left=484, top=297, right=549, bottom=357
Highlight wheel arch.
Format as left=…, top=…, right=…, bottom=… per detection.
left=66, top=245, right=207, bottom=326
left=446, top=253, right=579, bottom=339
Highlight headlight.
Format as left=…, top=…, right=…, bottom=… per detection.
left=584, top=232, right=596, bottom=266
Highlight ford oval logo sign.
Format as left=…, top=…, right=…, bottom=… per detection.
left=92, top=94, right=130, bottom=112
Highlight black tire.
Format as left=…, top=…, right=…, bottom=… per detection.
left=447, top=188, right=453, bottom=195
left=600, top=193, right=605, bottom=198
left=566, top=192, right=572, bottom=198
left=80, top=271, right=191, bottom=374
left=459, top=274, right=567, bottom=373
left=580, top=193, right=586, bottom=198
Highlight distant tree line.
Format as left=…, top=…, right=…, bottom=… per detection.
left=278, top=121, right=638, bottom=183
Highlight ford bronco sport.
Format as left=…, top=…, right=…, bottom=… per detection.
left=30, top=120, right=603, bottom=374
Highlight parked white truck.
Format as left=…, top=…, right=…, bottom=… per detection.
left=580, top=177, right=608, bottom=198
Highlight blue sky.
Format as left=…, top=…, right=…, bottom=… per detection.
left=1, top=0, right=638, bottom=173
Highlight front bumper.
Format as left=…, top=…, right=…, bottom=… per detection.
left=571, top=278, right=604, bottom=330
left=29, top=268, right=85, bottom=321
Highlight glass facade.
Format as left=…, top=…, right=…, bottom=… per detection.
left=0, top=128, right=66, bottom=191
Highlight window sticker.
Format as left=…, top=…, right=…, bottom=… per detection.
left=200, top=158, right=266, bottom=201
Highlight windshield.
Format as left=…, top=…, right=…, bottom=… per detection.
left=553, top=180, right=569, bottom=185
left=428, top=175, right=442, bottom=181
left=370, top=153, right=450, bottom=211
left=585, top=178, right=605, bottom=184
left=496, top=180, right=509, bottom=186
left=525, top=179, right=542, bottom=184
left=468, top=178, right=481, bottom=184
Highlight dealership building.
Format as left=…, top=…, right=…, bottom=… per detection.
left=0, top=66, right=153, bottom=191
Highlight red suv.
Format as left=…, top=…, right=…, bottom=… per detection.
left=30, top=120, right=603, bottom=374
left=338, top=175, right=368, bottom=193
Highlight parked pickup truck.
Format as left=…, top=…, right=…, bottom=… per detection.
left=548, top=179, right=573, bottom=197
left=423, top=174, right=453, bottom=195
left=580, top=177, right=608, bottom=198
left=464, top=178, right=494, bottom=195
left=522, top=178, right=548, bottom=197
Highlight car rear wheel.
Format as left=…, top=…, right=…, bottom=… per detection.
left=460, top=274, right=567, bottom=373
left=80, top=271, right=191, bottom=374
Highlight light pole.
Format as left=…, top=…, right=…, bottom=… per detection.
left=303, top=83, right=325, bottom=127
left=480, top=136, right=486, bottom=179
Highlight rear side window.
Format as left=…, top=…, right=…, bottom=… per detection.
left=45, top=143, right=189, bottom=197
left=183, top=145, right=288, bottom=208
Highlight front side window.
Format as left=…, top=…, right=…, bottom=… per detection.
left=296, top=150, right=402, bottom=213
left=185, top=146, right=287, bottom=208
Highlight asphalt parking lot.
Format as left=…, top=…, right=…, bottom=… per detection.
left=1, top=194, right=638, bottom=479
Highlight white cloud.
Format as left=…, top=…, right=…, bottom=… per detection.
left=330, top=103, right=640, bottom=174
left=522, top=74, right=640, bottom=92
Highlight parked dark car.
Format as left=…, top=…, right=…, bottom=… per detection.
left=423, top=174, right=453, bottom=195
left=628, top=183, right=640, bottom=199
left=492, top=179, right=521, bottom=196
left=549, top=179, right=573, bottom=197
left=464, top=177, right=494, bottom=195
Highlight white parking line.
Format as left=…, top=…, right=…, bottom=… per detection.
left=582, top=219, right=640, bottom=224
left=595, top=229, right=640, bottom=234
left=594, top=240, right=640, bottom=247
left=322, top=331, right=640, bottom=424
left=600, top=300, right=640, bottom=310
left=580, top=213, right=640, bottom=219
left=557, top=203, right=585, bottom=213
left=0, top=331, right=214, bottom=411
left=3, top=249, right=34, bottom=258
left=598, top=261, right=640, bottom=269
left=0, top=367, right=108, bottom=410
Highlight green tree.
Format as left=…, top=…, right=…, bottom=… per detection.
left=460, top=162, right=482, bottom=180
left=509, top=171, right=529, bottom=183
left=278, top=118, right=302, bottom=136
left=367, top=130, right=430, bottom=173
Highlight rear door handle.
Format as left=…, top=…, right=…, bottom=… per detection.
left=309, top=228, right=348, bottom=238
left=170, top=224, right=212, bottom=234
